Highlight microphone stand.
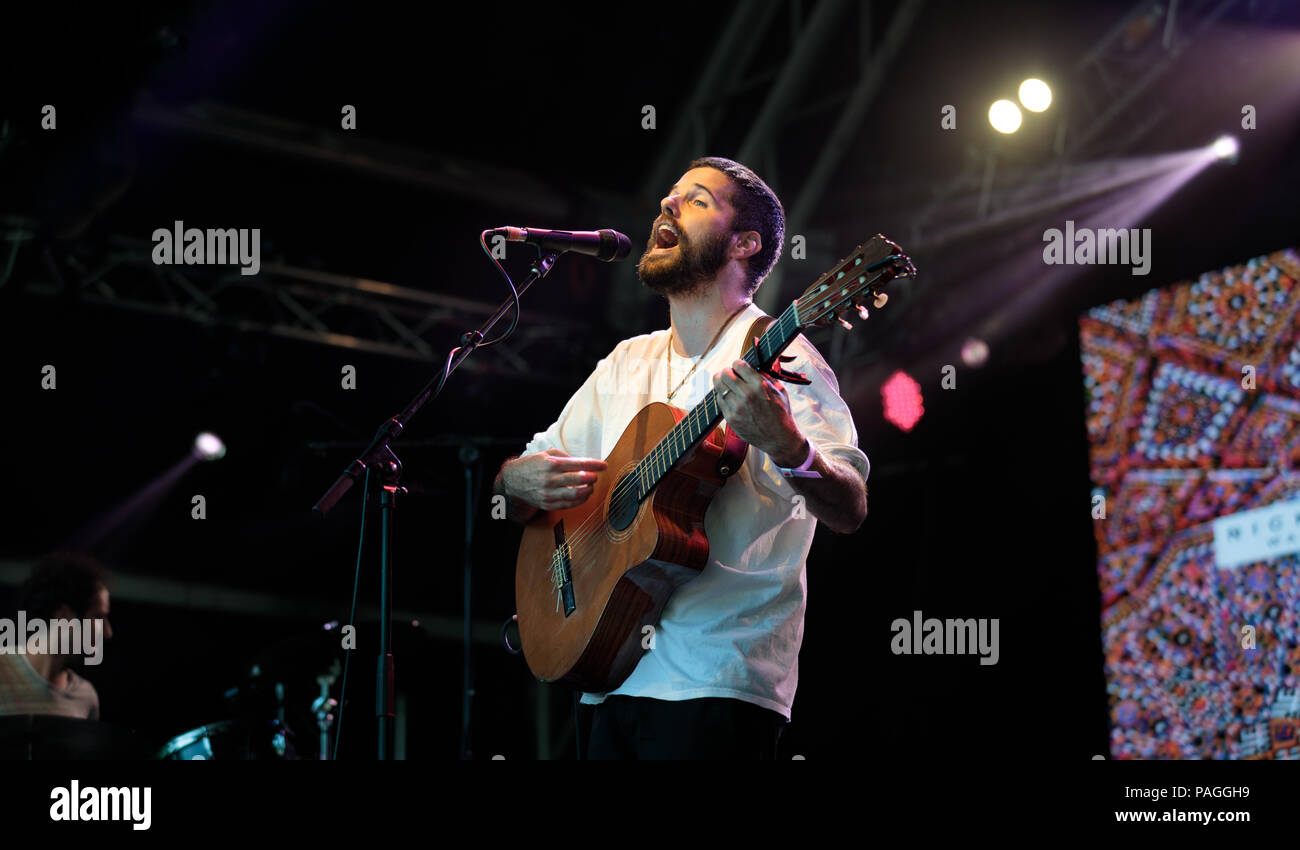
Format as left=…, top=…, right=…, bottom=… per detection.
left=459, top=444, right=481, bottom=760
left=312, top=249, right=560, bottom=760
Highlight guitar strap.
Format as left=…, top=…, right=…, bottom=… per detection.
left=740, top=315, right=777, bottom=356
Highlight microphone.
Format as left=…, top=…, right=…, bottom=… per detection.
left=492, top=227, right=631, bottom=261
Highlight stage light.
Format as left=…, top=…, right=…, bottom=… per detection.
left=882, top=370, right=925, bottom=432
left=962, top=337, right=990, bottom=367
left=1211, top=135, right=1239, bottom=160
left=989, top=99, right=1022, bottom=134
left=193, top=432, right=226, bottom=461
left=1018, top=78, right=1052, bottom=112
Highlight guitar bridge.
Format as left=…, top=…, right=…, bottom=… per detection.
left=551, top=522, right=576, bottom=617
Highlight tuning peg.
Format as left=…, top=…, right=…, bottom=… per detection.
left=837, top=316, right=853, bottom=331
left=857, top=304, right=870, bottom=320
left=873, top=292, right=889, bottom=308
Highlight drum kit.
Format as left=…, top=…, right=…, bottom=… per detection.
left=156, top=657, right=340, bottom=761
left=158, top=626, right=346, bottom=760
left=3, top=624, right=346, bottom=760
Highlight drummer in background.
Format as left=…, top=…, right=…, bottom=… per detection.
left=0, top=552, right=112, bottom=720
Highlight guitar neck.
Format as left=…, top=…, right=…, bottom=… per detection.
left=625, top=233, right=913, bottom=502
left=631, top=303, right=805, bottom=501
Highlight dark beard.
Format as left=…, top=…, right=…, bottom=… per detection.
left=636, top=228, right=731, bottom=298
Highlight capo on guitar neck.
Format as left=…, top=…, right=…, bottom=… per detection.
left=754, top=338, right=811, bottom=386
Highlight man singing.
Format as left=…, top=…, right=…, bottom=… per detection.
left=494, top=156, right=869, bottom=759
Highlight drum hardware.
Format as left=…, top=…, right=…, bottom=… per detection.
left=311, top=659, right=341, bottom=760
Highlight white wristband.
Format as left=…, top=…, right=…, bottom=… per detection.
left=777, top=439, right=821, bottom=479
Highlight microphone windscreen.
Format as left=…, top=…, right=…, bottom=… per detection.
left=599, top=229, right=632, bottom=261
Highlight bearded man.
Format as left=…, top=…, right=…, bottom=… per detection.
left=494, top=156, right=869, bottom=759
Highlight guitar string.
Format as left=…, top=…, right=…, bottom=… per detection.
left=554, top=275, right=869, bottom=568
left=555, top=369, right=732, bottom=572
left=544, top=271, right=890, bottom=596
left=547, top=275, right=892, bottom=611
left=559, top=311, right=800, bottom=587
left=552, top=306, right=794, bottom=564
left=560, top=263, right=885, bottom=556
left=547, top=277, right=874, bottom=589
left=551, top=307, right=789, bottom=574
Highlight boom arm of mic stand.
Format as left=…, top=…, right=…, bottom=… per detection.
left=308, top=248, right=560, bottom=761
left=311, top=251, right=560, bottom=518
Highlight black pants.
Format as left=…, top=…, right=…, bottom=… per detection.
left=583, top=695, right=788, bottom=760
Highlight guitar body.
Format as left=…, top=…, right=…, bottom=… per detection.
left=515, top=402, right=748, bottom=692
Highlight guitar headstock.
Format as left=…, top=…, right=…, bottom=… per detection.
left=793, top=234, right=916, bottom=330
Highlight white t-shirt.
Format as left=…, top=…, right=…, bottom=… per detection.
left=521, top=302, right=868, bottom=720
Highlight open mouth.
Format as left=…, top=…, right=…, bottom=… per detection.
left=654, top=223, right=680, bottom=250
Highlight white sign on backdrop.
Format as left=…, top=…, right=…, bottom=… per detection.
left=1212, top=499, right=1300, bottom=569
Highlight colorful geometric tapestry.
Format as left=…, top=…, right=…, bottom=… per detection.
left=1082, top=247, right=1300, bottom=759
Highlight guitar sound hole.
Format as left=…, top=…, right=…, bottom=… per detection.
left=607, top=473, right=640, bottom=532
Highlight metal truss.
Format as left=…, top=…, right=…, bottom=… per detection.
left=1, top=216, right=592, bottom=385
left=753, top=0, right=927, bottom=324
left=612, top=0, right=926, bottom=340
left=906, top=0, right=1253, bottom=252
left=128, top=99, right=646, bottom=363
left=841, top=0, right=1284, bottom=375
left=131, top=101, right=636, bottom=223
left=21, top=2, right=926, bottom=366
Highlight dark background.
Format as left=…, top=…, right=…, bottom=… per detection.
left=1, top=0, right=1297, bottom=761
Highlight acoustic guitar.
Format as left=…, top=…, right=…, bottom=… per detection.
left=515, top=234, right=915, bottom=691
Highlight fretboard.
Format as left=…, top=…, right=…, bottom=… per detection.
left=632, top=303, right=804, bottom=501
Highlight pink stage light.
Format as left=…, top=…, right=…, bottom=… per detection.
left=882, top=370, right=925, bottom=432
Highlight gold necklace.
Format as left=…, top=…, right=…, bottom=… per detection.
left=666, top=304, right=749, bottom=401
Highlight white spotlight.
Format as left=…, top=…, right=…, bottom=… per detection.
left=962, top=338, right=990, bottom=368
left=989, top=99, right=1023, bottom=134
left=1018, top=78, right=1052, bottom=112
left=193, top=432, right=226, bottom=461
left=1211, top=135, right=1239, bottom=160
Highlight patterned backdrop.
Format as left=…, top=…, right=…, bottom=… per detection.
left=1081, top=247, right=1300, bottom=759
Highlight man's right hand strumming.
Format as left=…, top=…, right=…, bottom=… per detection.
left=495, top=449, right=608, bottom=521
